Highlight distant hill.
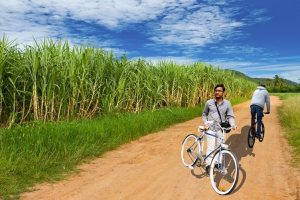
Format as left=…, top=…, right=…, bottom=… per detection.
left=252, top=78, right=299, bottom=86
left=226, top=69, right=299, bottom=86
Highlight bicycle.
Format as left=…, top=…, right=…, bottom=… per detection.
left=181, top=121, right=239, bottom=195
left=247, top=112, right=268, bottom=148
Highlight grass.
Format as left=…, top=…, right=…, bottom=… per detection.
left=228, top=96, right=248, bottom=105
left=0, top=105, right=204, bottom=199
left=276, top=93, right=300, bottom=167
left=271, top=92, right=300, bottom=100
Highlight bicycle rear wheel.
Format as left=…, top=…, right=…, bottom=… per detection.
left=210, top=150, right=239, bottom=195
left=181, top=134, right=200, bottom=168
left=247, top=127, right=255, bottom=148
left=259, top=123, right=265, bottom=142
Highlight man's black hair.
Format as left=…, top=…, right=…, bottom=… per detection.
left=214, top=83, right=225, bottom=92
left=259, top=83, right=266, bottom=88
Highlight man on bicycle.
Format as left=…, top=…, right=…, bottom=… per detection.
left=250, top=84, right=270, bottom=138
left=202, top=83, right=236, bottom=174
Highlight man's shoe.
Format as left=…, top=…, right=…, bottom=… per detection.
left=214, top=163, right=222, bottom=169
left=205, top=165, right=210, bottom=174
left=256, top=133, right=261, bottom=138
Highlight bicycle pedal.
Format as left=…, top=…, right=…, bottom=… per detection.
left=221, top=144, right=229, bottom=149
left=188, top=165, right=194, bottom=170
left=196, top=160, right=202, bottom=167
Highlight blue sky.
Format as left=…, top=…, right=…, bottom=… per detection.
left=1, top=0, right=299, bottom=82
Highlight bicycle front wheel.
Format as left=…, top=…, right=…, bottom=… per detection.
left=210, top=150, right=239, bottom=195
left=181, top=134, right=200, bottom=168
left=247, top=127, right=255, bottom=148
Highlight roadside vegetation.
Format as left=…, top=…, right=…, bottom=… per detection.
left=0, top=37, right=255, bottom=126
left=263, top=75, right=300, bottom=93
left=0, top=106, right=203, bottom=198
left=277, top=93, right=300, bottom=167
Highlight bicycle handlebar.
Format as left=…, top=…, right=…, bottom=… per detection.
left=223, top=126, right=233, bottom=131
left=201, top=121, right=234, bottom=131
left=198, top=121, right=233, bottom=142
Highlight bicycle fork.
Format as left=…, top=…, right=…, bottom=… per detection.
left=216, top=147, right=228, bottom=175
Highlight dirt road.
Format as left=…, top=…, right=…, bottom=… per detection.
left=22, top=96, right=300, bottom=200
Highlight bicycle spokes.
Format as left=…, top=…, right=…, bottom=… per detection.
left=181, top=134, right=201, bottom=167
left=248, top=127, right=255, bottom=148
left=210, top=150, right=239, bottom=195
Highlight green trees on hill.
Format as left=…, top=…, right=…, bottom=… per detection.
left=266, top=75, right=300, bottom=93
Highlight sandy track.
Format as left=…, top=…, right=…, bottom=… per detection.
left=22, top=96, right=300, bottom=200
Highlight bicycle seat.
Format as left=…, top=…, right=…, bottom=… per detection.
left=221, top=144, right=229, bottom=149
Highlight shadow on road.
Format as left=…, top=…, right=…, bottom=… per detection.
left=190, top=168, right=207, bottom=179
left=225, top=125, right=255, bottom=194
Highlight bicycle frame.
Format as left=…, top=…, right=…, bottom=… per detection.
left=203, top=130, right=228, bottom=168
left=192, top=123, right=230, bottom=168
left=251, top=113, right=265, bottom=133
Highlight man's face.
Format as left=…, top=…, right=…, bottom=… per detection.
left=214, top=87, right=224, bottom=99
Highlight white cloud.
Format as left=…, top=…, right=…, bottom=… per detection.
left=0, top=0, right=268, bottom=49
left=131, top=56, right=198, bottom=65
left=26, top=0, right=193, bottom=29
left=245, top=64, right=300, bottom=72
left=149, top=4, right=244, bottom=47
left=280, top=70, right=300, bottom=83
left=206, top=60, right=260, bottom=69
left=243, top=8, right=272, bottom=24
left=209, top=45, right=266, bottom=55
left=0, top=0, right=60, bottom=45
